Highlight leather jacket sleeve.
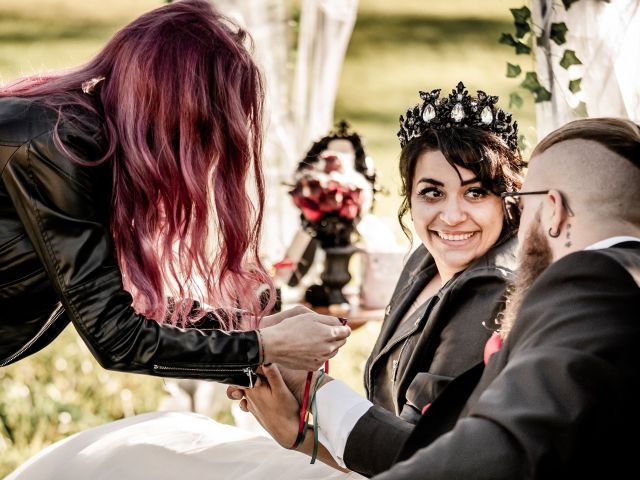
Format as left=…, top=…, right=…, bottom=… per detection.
left=2, top=107, right=259, bottom=386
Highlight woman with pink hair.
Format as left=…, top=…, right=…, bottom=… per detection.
left=0, top=0, right=349, bottom=386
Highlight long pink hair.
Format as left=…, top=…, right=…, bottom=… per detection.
left=0, top=0, right=274, bottom=328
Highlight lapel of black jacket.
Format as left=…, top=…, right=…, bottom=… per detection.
left=369, top=248, right=435, bottom=362
left=363, top=246, right=436, bottom=395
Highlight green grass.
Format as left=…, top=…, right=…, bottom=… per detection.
left=0, top=326, right=169, bottom=478
left=0, top=0, right=537, bottom=475
left=0, top=1, right=163, bottom=81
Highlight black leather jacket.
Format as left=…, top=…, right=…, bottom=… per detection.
left=0, top=96, right=259, bottom=386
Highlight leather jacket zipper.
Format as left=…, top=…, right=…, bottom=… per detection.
left=0, top=303, right=65, bottom=367
left=153, top=364, right=256, bottom=387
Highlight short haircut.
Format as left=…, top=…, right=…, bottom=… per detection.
left=532, top=117, right=640, bottom=169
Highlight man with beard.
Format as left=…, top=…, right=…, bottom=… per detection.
left=236, top=117, right=640, bottom=479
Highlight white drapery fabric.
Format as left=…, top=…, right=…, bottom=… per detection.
left=5, top=411, right=365, bottom=480
left=532, top=0, right=640, bottom=138
left=213, top=0, right=359, bottom=265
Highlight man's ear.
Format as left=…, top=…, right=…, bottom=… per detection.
left=546, top=189, right=569, bottom=237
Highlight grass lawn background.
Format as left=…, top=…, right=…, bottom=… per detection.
left=0, top=0, right=535, bottom=476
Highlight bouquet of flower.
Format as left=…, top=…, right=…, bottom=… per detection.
left=289, top=150, right=371, bottom=248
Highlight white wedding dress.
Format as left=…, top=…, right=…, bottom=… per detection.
left=6, top=411, right=366, bottom=480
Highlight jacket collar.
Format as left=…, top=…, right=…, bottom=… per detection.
left=369, top=235, right=518, bottom=364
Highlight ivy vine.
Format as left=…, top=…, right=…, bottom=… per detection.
left=500, top=0, right=583, bottom=108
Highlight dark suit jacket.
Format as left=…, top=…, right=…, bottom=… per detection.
left=345, top=242, right=640, bottom=479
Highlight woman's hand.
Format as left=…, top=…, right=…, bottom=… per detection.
left=236, top=364, right=301, bottom=449
left=258, top=304, right=313, bottom=328
left=259, top=313, right=350, bottom=371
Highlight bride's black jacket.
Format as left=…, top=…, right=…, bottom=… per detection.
left=0, top=96, right=259, bottom=386
left=364, top=237, right=517, bottom=422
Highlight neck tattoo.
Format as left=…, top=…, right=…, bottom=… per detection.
left=564, top=222, right=572, bottom=248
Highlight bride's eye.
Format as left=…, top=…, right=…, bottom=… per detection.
left=417, top=187, right=443, bottom=201
left=465, top=187, right=490, bottom=200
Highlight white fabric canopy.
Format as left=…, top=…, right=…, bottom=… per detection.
left=213, top=0, right=359, bottom=265
left=532, top=0, right=640, bottom=138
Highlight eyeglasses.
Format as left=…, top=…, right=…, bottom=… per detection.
left=500, top=190, right=575, bottom=229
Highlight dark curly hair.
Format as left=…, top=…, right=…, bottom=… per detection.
left=398, top=127, right=525, bottom=241
left=297, top=125, right=376, bottom=186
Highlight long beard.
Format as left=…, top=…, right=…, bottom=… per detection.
left=498, top=213, right=553, bottom=339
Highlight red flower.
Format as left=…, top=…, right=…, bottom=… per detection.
left=299, top=200, right=324, bottom=222
left=338, top=189, right=363, bottom=220
left=289, top=154, right=367, bottom=224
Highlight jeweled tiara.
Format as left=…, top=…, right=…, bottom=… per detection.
left=397, top=81, right=519, bottom=152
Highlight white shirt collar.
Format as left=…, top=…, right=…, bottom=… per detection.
left=584, top=236, right=640, bottom=250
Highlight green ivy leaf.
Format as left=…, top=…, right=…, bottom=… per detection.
left=499, top=33, right=517, bottom=46
left=573, top=101, right=588, bottom=117
left=560, top=49, right=583, bottom=69
left=510, top=6, right=532, bottom=24
left=520, top=72, right=552, bottom=102
left=536, top=35, right=545, bottom=47
left=506, top=63, right=522, bottom=78
left=518, top=134, right=531, bottom=153
left=520, top=72, right=542, bottom=92
left=533, top=87, right=552, bottom=103
left=509, top=92, right=524, bottom=109
left=568, top=78, right=582, bottom=93
left=510, top=6, right=532, bottom=39
left=515, top=41, right=532, bottom=54
left=550, top=22, right=568, bottom=45
left=562, top=0, right=580, bottom=9
left=515, top=21, right=531, bottom=39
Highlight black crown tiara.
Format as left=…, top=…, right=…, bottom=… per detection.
left=327, top=119, right=353, bottom=138
left=398, top=81, right=519, bottom=152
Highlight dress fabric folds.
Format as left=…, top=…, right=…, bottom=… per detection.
left=6, top=411, right=366, bottom=480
